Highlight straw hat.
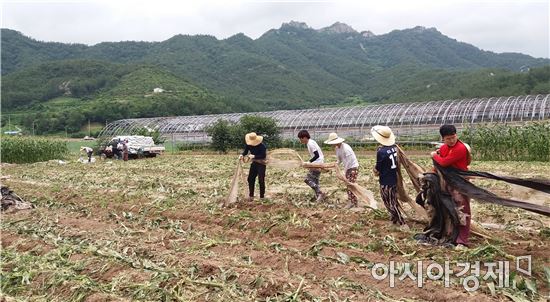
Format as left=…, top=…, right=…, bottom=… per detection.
left=245, top=132, right=263, bottom=146
left=324, top=132, right=345, bottom=145
left=371, top=125, right=396, bottom=146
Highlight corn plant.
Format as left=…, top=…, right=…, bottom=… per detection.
left=462, top=122, right=550, bottom=161
left=0, top=136, right=68, bottom=163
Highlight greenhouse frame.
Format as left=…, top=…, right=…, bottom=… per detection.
left=98, top=94, right=550, bottom=143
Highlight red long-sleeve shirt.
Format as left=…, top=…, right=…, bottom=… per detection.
left=433, top=140, right=469, bottom=171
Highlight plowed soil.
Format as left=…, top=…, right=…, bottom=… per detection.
left=1, top=152, right=549, bottom=301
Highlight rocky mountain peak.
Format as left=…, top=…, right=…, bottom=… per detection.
left=319, top=22, right=357, bottom=34
left=360, top=30, right=376, bottom=38
left=280, top=21, right=310, bottom=30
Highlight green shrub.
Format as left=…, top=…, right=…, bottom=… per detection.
left=176, top=142, right=211, bottom=151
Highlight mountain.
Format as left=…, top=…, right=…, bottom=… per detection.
left=1, top=23, right=549, bottom=134
left=1, top=60, right=257, bottom=134
left=1, top=29, right=87, bottom=74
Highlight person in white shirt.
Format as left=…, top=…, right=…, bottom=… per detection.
left=324, top=133, right=359, bottom=208
left=80, top=146, right=94, bottom=163
left=298, top=130, right=326, bottom=202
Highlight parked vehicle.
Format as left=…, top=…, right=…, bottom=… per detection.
left=101, top=136, right=165, bottom=159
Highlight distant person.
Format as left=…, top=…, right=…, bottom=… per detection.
left=80, top=146, right=93, bottom=163
left=116, top=139, right=124, bottom=159
left=111, top=139, right=120, bottom=159
left=297, top=130, right=326, bottom=202
left=102, top=145, right=113, bottom=159
left=371, top=125, right=407, bottom=228
left=240, top=132, right=267, bottom=201
left=324, top=133, right=359, bottom=209
left=431, top=124, right=472, bottom=248
left=122, top=139, right=129, bottom=161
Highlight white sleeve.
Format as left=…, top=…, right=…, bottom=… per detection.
left=307, top=142, right=314, bottom=154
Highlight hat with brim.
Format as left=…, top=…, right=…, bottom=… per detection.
left=324, top=132, right=345, bottom=145
left=245, top=132, right=263, bottom=146
left=371, top=125, right=396, bottom=146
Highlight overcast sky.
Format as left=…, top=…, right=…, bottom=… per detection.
left=2, top=0, right=549, bottom=58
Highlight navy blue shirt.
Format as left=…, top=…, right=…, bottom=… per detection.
left=375, top=145, right=398, bottom=186
left=242, top=143, right=267, bottom=160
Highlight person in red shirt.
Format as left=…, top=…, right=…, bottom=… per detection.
left=431, top=124, right=471, bottom=248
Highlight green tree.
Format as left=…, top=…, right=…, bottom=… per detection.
left=238, top=115, right=281, bottom=148
left=207, top=116, right=281, bottom=151
left=65, top=110, right=85, bottom=133
left=206, top=119, right=232, bottom=152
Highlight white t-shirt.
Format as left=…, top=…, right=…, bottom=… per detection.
left=336, top=143, right=358, bottom=171
left=82, top=147, right=93, bottom=153
left=307, top=139, right=324, bottom=163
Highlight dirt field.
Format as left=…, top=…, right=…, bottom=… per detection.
left=1, top=151, right=549, bottom=301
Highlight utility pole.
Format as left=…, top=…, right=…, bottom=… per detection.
left=172, top=133, right=175, bottom=154
left=88, top=119, right=91, bottom=137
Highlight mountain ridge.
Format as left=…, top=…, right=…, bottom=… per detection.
left=1, top=22, right=549, bottom=135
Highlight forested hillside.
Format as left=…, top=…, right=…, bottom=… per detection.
left=1, top=22, right=548, bottom=134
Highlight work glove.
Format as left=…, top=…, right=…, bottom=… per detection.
left=248, top=154, right=255, bottom=159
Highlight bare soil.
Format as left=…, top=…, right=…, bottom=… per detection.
left=1, top=153, right=549, bottom=301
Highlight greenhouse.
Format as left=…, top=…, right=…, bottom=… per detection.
left=98, top=94, right=550, bottom=143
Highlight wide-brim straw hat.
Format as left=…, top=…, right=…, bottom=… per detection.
left=245, top=132, right=263, bottom=146
left=371, top=125, right=396, bottom=146
left=324, top=132, right=345, bottom=145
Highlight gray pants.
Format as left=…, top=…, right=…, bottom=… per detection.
left=304, top=170, right=321, bottom=196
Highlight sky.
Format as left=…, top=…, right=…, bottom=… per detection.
left=1, top=0, right=549, bottom=58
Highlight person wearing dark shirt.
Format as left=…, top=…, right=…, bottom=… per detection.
left=371, top=125, right=406, bottom=227
left=111, top=140, right=120, bottom=160
left=431, top=124, right=472, bottom=248
left=240, top=132, right=267, bottom=201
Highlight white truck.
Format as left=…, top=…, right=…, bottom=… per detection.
left=109, top=135, right=165, bottom=158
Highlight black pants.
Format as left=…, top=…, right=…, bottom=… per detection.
left=248, top=162, right=266, bottom=198
left=87, top=151, right=93, bottom=162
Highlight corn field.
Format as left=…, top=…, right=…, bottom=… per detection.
left=462, top=122, right=550, bottom=161
left=0, top=136, right=68, bottom=164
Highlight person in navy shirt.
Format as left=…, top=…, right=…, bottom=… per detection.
left=240, top=132, right=267, bottom=201
left=371, top=125, right=407, bottom=227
